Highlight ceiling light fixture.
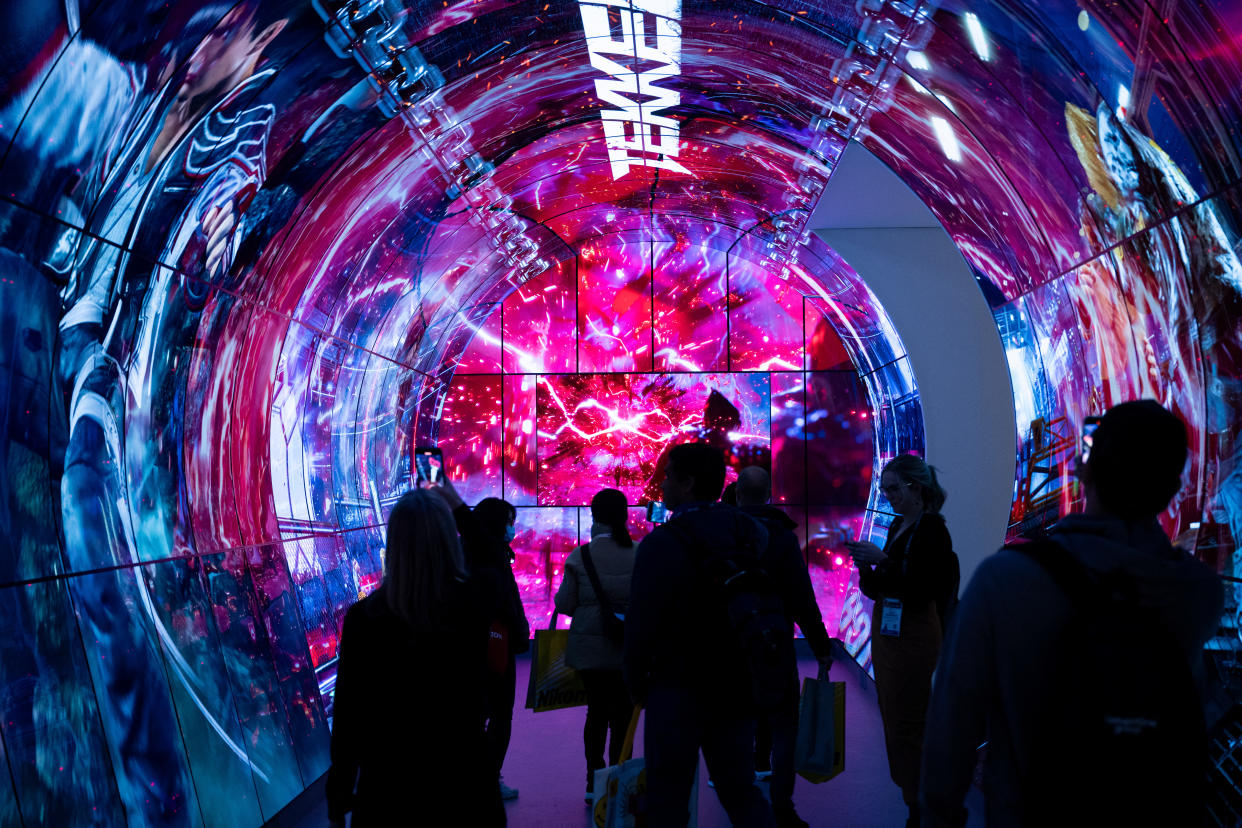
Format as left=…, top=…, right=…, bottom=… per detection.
left=931, top=116, right=962, bottom=162
left=964, top=12, right=991, bottom=62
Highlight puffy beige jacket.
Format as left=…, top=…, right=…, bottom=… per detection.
left=554, top=534, right=636, bottom=671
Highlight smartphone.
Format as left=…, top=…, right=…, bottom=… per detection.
left=414, top=446, right=444, bottom=485
left=646, top=501, right=669, bottom=524
left=1080, top=417, right=1101, bottom=464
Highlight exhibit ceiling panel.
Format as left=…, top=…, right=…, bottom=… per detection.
left=1, top=0, right=1240, bottom=823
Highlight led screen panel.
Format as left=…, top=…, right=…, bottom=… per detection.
left=0, top=0, right=1239, bottom=824
left=535, top=372, right=772, bottom=505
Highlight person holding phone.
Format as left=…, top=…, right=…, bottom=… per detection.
left=845, top=455, right=958, bottom=828
left=426, top=467, right=530, bottom=803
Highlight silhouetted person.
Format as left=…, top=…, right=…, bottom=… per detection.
left=846, top=455, right=958, bottom=828
left=920, top=400, right=1224, bottom=826
left=554, top=488, right=637, bottom=801
left=735, top=466, right=834, bottom=828
left=434, top=478, right=530, bottom=802
left=625, top=442, right=777, bottom=828
left=326, top=489, right=505, bottom=826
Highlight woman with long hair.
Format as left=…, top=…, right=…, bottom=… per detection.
left=326, top=489, right=505, bottom=826
left=846, top=455, right=959, bottom=828
left=554, top=488, right=638, bottom=802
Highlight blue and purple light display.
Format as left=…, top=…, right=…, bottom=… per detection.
left=0, top=0, right=1240, bottom=824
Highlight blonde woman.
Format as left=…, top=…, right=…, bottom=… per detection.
left=846, top=456, right=958, bottom=828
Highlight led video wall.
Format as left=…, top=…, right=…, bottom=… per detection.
left=0, top=0, right=1240, bottom=825
left=432, top=300, right=907, bottom=631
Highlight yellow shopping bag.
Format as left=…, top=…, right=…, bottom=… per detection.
left=524, top=613, right=587, bottom=712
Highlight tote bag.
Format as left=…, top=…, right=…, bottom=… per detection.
left=593, top=706, right=698, bottom=828
left=524, top=612, right=587, bottom=712
left=794, top=667, right=846, bottom=783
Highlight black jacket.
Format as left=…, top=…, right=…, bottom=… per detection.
left=454, top=504, right=530, bottom=653
left=922, top=515, right=1221, bottom=826
left=739, top=504, right=834, bottom=659
left=858, top=512, right=957, bottom=618
left=624, top=501, right=769, bottom=709
left=326, top=583, right=505, bottom=826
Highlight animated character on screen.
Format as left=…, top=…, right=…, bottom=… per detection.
left=642, top=388, right=744, bottom=502
left=1065, top=100, right=1242, bottom=540
left=0, top=2, right=186, bottom=817
left=1, top=2, right=289, bottom=823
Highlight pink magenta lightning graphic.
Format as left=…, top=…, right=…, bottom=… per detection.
left=533, top=373, right=771, bottom=505
left=537, top=376, right=691, bottom=443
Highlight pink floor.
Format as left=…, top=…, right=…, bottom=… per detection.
left=277, top=651, right=984, bottom=827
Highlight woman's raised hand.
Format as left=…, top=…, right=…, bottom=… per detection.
left=844, top=539, right=886, bottom=564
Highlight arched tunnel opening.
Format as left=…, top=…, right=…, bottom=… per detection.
left=1, top=0, right=1241, bottom=824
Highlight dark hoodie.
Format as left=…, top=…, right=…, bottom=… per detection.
left=624, top=501, right=768, bottom=709
left=738, top=504, right=834, bottom=659
left=453, top=504, right=530, bottom=651
left=920, top=514, right=1224, bottom=828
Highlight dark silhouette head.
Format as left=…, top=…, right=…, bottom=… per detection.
left=1083, top=400, right=1187, bottom=521
left=735, top=466, right=771, bottom=507
left=591, top=488, right=633, bottom=548
left=383, top=489, right=465, bottom=628
left=663, top=442, right=726, bottom=508
left=474, top=497, right=516, bottom=541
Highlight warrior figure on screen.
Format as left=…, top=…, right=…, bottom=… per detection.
left=0, top=2, right=288, bottom=822
left=642, top=388, right=745, bottom=503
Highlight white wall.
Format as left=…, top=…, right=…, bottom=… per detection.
left=813, top=142, right=1016, bottom=585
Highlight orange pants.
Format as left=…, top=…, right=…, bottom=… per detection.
left=871, top=600, right=942, bottom=804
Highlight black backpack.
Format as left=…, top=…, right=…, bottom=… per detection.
left=668, top=509, right=795, bottom=713
left=1015, top=538, right=1207, bottom=824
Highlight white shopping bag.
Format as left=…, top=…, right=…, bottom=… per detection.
left=592, top=706, right=698, bottom=828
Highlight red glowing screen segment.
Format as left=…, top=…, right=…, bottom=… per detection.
left=534, top=372, right=772, bottom=505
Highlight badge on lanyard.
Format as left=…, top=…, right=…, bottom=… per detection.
left=880, top=598, right=904, bottom=637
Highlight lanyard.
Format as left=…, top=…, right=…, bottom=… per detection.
left=879, top=515, right=924, bottom=638
left=894, top=514, right=923, bottom=576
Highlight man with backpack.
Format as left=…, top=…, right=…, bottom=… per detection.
left=919, top=400, right=1224, bottom=826
left=735, top=466, right=836, bottom=828
left=624, top=443, right=779, bottom=828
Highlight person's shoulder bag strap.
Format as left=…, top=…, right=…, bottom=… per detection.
left=582, top=542, right=621, bottom=621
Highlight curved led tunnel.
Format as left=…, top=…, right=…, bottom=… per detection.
left=0, top=0, right=1240, bottom=824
